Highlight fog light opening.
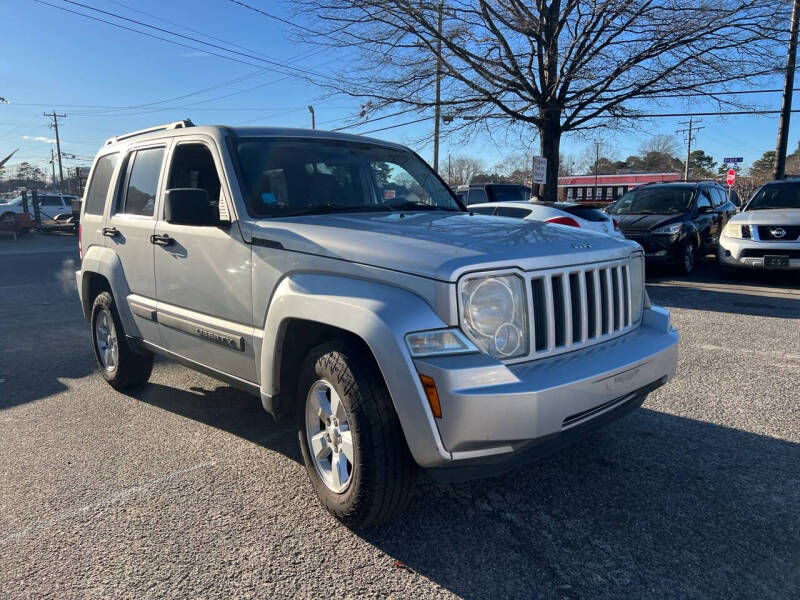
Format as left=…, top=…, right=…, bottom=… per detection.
left=419, top=374, right=442, bottom=419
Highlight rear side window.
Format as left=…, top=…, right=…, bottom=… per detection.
left=559, top=206, right=609, bottom=222
left=495, top=206, right=531, bottom=218
left=84, top=154, right=119, bottom=215
left=118, top=147, right=165, bottom=217
left=39, top=195, right=62, bottom=206
left=467, top=188, right=488, bottom=205
left=470, top=206, right=496, bottom=215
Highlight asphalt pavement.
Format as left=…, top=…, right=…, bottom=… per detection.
left=1, top=233, right=798, bottom=599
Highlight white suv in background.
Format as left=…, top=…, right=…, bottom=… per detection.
left=718, top=179, right=800, bottom=273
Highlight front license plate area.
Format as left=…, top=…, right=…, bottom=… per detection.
left=764, top=255, right=790, bottom=268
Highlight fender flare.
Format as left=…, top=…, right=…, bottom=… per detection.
left=78, top=244, right=139, bottom=337
left=260, top=273, right=452, bottom=467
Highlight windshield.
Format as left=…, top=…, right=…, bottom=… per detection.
left=233, top=137, right=462, bottom=217
left=2, top=196, right=22, bottom=206
left=488, top=185, right=531, bottom=203
left=746, top=183, right=800, bottom=210
left=611, top=187, right=695, bottom=215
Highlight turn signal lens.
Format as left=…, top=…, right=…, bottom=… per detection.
left=546, top=216, right=581, bottom=227
left=612, top=218, right=620, bottom=231
left=419, top=374, right=442, bottom=418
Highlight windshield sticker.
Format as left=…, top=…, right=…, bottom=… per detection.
left=383, top=189, right=396, bottom=200
left=261, top=192, right=277, bottom=204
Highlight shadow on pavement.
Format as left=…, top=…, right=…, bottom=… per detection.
left=357, top=408, right=800, bottom=599
left=129, top=379, right=301, bottom=463
left=647, top=283, right=800, bottom=318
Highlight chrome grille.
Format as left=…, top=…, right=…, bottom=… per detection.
left=527, top=260, right=634, bottom=360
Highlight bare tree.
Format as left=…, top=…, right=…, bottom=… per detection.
left=445, top=155, right=486, bottom=185
left=639, top=134, right=680, bottom=159
left=291, top=0, right=784, bottom=201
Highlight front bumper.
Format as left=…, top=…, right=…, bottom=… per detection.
left=718, top=236, right=800, bottom=269
left=413, top=306, right=678, bottom=478
left=623, top=233, right=681, bottom=262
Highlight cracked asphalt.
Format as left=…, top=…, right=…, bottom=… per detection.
left=1, top=234, right=798, bottom=599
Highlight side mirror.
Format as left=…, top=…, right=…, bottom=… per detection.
left=164, top=188, right=226, bottom=226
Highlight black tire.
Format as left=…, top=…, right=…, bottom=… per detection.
left=677, top=240, right=696, bottom=275
left=297, top=341, right=416, bottom=529
left=90, top=291, right=153, bottom=390
left=1, top=211, right=15, bottom=224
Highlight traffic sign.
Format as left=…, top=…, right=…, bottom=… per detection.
left=723, top=157, right=743, bottom=164
left=727, top=169, right=736, bottom=186
left=532, top=156, right=547, bottom=184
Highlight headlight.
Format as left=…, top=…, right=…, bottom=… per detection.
left=722, top=222, right=750, bottom=239
left=629, top=254, right=645, bottom=322
left=405, top=329, right=477, bottom=357
left=460, top=274, right=529, bottom=359
left=653, top=223, right=682, bottom=235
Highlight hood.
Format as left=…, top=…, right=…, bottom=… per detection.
left=615, top=213, right=683, bottom=231
left=244, top=212, right=638, bottom=281
left=730, top=208, right=800, bottom=225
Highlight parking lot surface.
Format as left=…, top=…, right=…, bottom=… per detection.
left=1, top=234, right=798, bottom=599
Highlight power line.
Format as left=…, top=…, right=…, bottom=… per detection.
left=355, top=116, right=430, bottom=135
left=52, top=0, right=346, bottom=86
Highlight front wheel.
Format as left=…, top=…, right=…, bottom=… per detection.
left=91, top=291, right=153, bottom=390
left=297, top=341, right=416, bottom=528
left=677, top=241, right=695, bottom=275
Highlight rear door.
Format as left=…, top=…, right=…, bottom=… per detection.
left=153, top=138, right=256, bottom=383
left=105, top=144, right=167, bottom=344
left=80, top=152, right=120, bottom=255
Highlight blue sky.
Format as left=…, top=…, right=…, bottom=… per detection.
left=0, top=0, right=795, bottom=178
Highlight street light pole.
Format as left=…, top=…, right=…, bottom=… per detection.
left=308, top=105, right=315, bottom=130
left=775, top=0, right=800, bottom=180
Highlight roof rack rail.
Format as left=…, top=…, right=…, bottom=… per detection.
left=105, top=119, right=194, bottom=145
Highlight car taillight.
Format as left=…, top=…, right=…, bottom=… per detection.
left=546, top=216, right=581, bottom=228
left=78, top=224, right=82, bottom=260
left=612, top=218, right=619, bottom=230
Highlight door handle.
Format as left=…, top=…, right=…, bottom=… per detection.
left=150, top=233, right=174, bottom=246
left=102, top=226, right=119, bottom=237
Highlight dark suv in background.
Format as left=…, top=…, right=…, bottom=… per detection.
left=455, top=182, right=531, bottom=205
left=610, top=181, right=737, bottom=274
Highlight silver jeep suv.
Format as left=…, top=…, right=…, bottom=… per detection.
left=76, top=120, right=678, bottom=527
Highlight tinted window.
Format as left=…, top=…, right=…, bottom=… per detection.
left=746, top=182, right=800, bottom=210
left=611, top=187, right=695, bottom=215
left=558, top=205, right=609, bottom=222
left=467, top=188, right=488, bottom=205
left=119, top=148, right=164, bottom=217
left=39, top=195, right=62, bottom=206
left=709, top=187, right=726, bottom=207
left=488, top=185, right=531, bottom=203
left=84, top=154, right=119, bottom=215
left=697, top=190, right=712, bottom=210
left=234, top=138, right=459, bottom=216
left=168, top=143, right=221, bottom=210
left=495, top=206, right=531, bottom=218
left=470, top=206, right=496, bottom=215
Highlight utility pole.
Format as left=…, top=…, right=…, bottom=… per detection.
left=676, top=117, right=703, bottom=179
left=50, top=149, right=57, bottom=187
left=44, top=111, right=66, bottom=188
left=593, top=141, right=600, bottom=197
left=307, top=105, right=315, bottom=129
left=432, top=0, right=444, bottom=174
left=775, top=0, right=800, bottom=180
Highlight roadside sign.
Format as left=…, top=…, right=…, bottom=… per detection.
left=727, top=168, right=736, bottom=186
left=723, top=157, right=743, bottom=164
left=532, top=156, right=547, bottom=185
